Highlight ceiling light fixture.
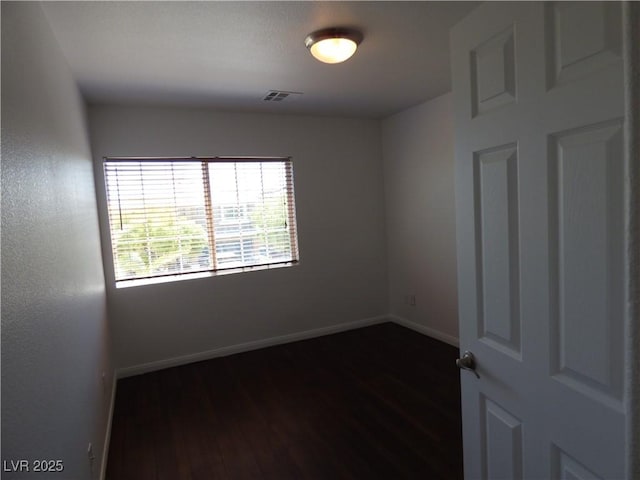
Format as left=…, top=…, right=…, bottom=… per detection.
left=304, top=28, right=363, bottom=64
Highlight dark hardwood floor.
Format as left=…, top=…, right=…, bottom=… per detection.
left=106, top=322, right=463, bottom=479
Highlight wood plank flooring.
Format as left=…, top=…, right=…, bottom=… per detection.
left=106, top=322, right=463, bottom=479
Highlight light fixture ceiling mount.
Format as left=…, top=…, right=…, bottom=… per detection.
left=304, top=28, right=363, bottom=64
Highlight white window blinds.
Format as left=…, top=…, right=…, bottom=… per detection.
left=103, top=158, right=299, bottom=284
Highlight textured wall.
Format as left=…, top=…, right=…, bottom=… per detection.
left=382, top=93, right=459, bottom=343
left=1, top=3, right=113, bottom=479
left=88, top=105, right=388, bottom=371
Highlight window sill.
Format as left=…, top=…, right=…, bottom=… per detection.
left=114, top=261, right=298, bottom=289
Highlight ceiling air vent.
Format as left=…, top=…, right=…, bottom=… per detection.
left=263, top=90, right=303, bottom=102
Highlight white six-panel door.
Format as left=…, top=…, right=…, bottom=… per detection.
left=451, top=2, right=626, bottom=478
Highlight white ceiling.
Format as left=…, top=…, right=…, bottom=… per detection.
left=42, top=1, right=478, bottom=118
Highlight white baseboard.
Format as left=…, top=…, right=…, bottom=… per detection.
left=100, top=373, right=117, bottom=480
left=116, top=315, right=389, bottom=378
left=388, top=314, right=460, bottom=348
left=114, top=313, right=460, bottom=379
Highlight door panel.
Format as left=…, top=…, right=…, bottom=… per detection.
left=552, top=446, right=603, bottom=480
left=452, top=2, right=625, bottom=479
left=546, top=2, right=622, bottom=88
left=475, top=144, right=521, bottom=358
left=471, top=26, right=516, bottom=116
left=549, top=120, right=625, bottom=402
left=481, top=396, right=523, bottom=480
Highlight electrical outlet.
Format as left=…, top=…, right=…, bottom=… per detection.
left=409, top=295, right=416, bottom=306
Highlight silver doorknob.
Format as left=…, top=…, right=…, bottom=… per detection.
left=456, top=351, right=480, bottom=379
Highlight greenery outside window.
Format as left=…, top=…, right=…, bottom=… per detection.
left=103, top=157, right=299, bottom=285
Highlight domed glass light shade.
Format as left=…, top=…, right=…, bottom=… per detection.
left=304, top=28, right=363, bottom=64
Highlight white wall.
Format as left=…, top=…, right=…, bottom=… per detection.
left=382, top=93, right=459, bottom=344
left=88, top=106, right=388, bottom=371
left=1, top=3, right=113, bottom=479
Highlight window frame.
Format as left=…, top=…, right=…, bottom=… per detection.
left=101, top=156, right=300, bottom=287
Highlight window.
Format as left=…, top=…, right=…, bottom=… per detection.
left=103, top=157, right=299, bottom=285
